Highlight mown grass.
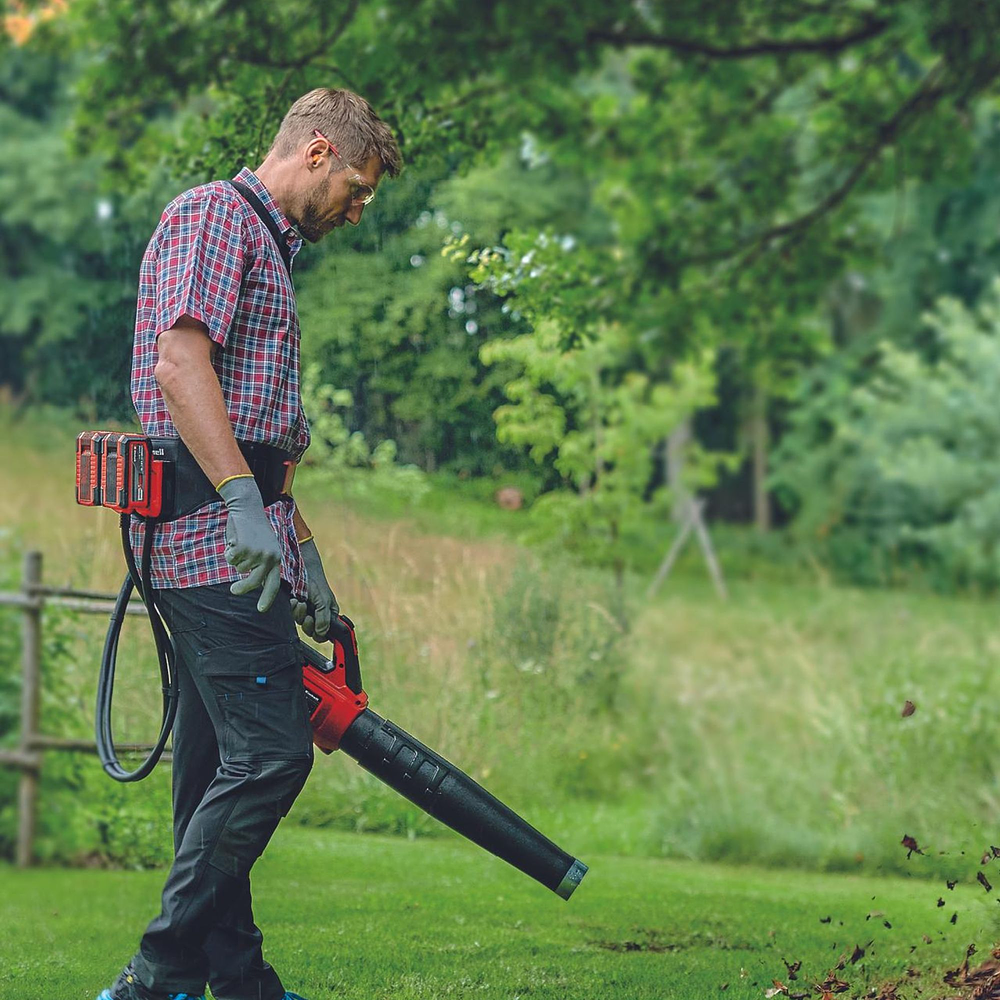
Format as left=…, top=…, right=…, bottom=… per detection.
left=2, top=825, right=999, bottom=1000
left=3, top=405, right=1000, bottom=888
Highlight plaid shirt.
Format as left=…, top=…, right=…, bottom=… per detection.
left=130, top=166, right=311, bottom=598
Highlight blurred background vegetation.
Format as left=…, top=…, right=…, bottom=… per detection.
left=3, top=0, right=1000, bottom=883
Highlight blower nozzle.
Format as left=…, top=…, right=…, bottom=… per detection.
left=301, top=630, right=588, bottom=900
left=341, top=708, right=588, bottom=899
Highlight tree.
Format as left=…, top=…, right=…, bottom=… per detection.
left=0, top=44, right=163, bottom=420
left=773, top=277, right=1000, bottom=590
left=13, top=0, right=1000, bottom=543
left=458, top=230, right=728, bottom=621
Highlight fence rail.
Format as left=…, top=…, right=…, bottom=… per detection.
left=1, top=551, right=170, bottom=867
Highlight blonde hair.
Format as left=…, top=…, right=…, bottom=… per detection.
left=267, top=87, right=402, bottom=178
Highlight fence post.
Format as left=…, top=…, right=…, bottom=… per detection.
left=16, top=550, right=42, bottom=868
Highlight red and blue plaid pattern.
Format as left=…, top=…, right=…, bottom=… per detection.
left=130, top=167, right=311, bottom=598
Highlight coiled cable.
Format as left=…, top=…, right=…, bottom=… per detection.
left=94, top=513, right=177, bottom=782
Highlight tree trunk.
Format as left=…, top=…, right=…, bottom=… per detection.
left=750, top=382, right=770, bottom=533
left=666, top=419, right=691, bottom=524
left=610, top=518, right=629, bottom=633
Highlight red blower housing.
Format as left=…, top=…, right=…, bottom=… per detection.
left=301, top=615, right=367, bottom=754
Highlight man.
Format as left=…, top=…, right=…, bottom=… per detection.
left=97, top=88, right=402, bottom=1000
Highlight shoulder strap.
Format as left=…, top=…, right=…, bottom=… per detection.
left=226, top=179, right=292, bottom=278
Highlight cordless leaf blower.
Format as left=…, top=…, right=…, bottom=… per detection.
left=301, top=616, right=588, bottom=899
left=78, top=430, right=589, bottom=900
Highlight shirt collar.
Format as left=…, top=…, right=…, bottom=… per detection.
left=232, top=166, right=304, bottom=260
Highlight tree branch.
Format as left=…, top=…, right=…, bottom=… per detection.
left=310, top=62, right=363, bottom=93
left=588, top=14, right=891, bottom=58
left=425, top=82, right=505, bottom=117
left=677, top=59, right=957, bottom=274
left=239, top=0, right=361, bottom=71
left=733, top=60, right=950, bottom=271
left=255, top=65, right=302, bottom=162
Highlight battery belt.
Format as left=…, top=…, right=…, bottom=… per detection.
left=147, top=436, right=293, bottom=522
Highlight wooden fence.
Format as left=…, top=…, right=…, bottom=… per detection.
left=0, top=550, right=169, bottom=867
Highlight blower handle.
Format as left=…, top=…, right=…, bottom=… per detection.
left=327, top=614, right=362, bottom=694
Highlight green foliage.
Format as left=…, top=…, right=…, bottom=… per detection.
left=294, top=153, right=567, bottom=476
left=7, top=0, right=1000, bottom=578
left=48, top=0, right=1000, bottom=418
left=451, top=229, right=736, bottom=602
left=851, top=102, right=1000, bottom=352
left=467, top=554, right=635, bottom=803
left=298, top=362, right=430, bottom=506
left=0, top=531, right=173, bottom=866
left=0, top=45, right=175, bottom=422
left=297, top=131, right=644, bottom=487
left=773, top=277, right=1000, bottom=590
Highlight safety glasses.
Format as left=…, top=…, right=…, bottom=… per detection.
left=312, top=128, right=376, bottom=206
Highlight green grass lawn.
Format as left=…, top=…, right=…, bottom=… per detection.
left=1, top=825, right=998, bottom=1000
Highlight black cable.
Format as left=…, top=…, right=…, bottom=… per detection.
left=94, top=513, right=178, bottom=782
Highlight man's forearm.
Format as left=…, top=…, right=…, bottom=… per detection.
left=155, top=353, right=251, bottom=488
left=292, top=504, right=312, bottom=541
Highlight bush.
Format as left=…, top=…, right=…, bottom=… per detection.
left=772, top=277, right=1000, bottom=592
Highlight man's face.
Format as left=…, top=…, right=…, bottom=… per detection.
left=297, top=148, right=383, bottom=244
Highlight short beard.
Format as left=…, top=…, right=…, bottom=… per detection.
left=295, top=169, right=336, bottom=243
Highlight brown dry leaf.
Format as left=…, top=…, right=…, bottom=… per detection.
left=978, top=871, right=993, bottom=892
left=815, top=971, right=851, bottom=993
left=872, top=984, right=901, bottom=1000
left=941, top=946, right=1000, bottom=998
left=942, top=942, right=986, bottom=988
left=902, top=834, right=924, bottom=858
left=901, top=700, right=916, bottom=717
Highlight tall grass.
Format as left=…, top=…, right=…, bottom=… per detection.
left=2, top=406, right=999, bottom=884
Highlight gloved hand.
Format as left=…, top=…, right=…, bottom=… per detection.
left=290, top=537, right=340, bottom=641
left=217, top=475, right=283, bottom=613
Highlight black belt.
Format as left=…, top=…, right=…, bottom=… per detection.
left=147, top=437, right=294, bottom=522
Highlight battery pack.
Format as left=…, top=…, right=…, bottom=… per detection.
left=75, top=431, right=108, bottom=506
left=76, top=431, right=163, bottom=517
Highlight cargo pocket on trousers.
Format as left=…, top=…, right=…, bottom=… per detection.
left=202, top=647, right=314, bottom=762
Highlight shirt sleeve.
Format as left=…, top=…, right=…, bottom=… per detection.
left=151, top=188, right=246, bottom=349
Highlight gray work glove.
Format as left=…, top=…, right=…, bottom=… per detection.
left=218, top=475, right=283, bottom=613
left=290, top=538, right=340, bottom=641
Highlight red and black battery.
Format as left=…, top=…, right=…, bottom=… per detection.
left=76, top=431, right=163, bottom=517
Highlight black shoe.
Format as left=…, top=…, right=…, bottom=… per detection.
left=96, top=962, right=205, bottom=1000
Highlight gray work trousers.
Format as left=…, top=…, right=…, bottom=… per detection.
left=129, top=580, right=314, bottom=1000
